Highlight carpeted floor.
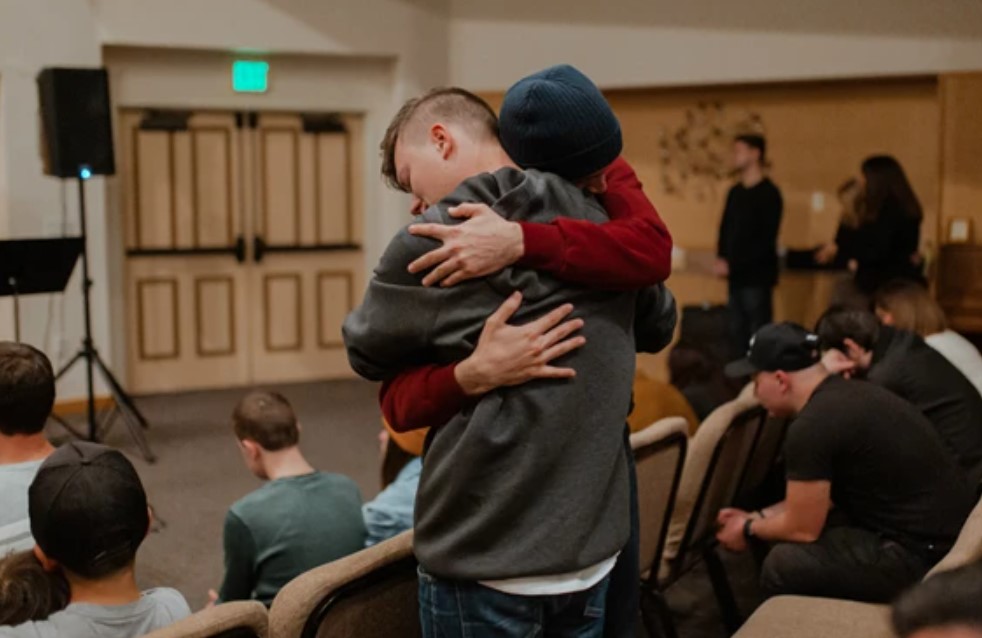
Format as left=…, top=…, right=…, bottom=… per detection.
left=50, top=379, right=763, bottom=637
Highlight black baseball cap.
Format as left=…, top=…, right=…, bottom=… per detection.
left=724, top=322, right=820, bottom=378
left=29, top=442, right=149, bottom=578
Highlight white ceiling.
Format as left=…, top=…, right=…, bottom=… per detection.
left=443, top=0, right=982, bottom=39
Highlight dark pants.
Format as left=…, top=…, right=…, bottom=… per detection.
left=604, top=428, right=640, bottom=638
left=727, top=285, right=773, bottom=358
left=418, top=569, right=609, bottom=638
left=760, top=526, right=937, bottom=603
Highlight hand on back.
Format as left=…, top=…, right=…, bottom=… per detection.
left=454, top=292, right=586, bottom=396
left=408, top=203, right=524, bottom=287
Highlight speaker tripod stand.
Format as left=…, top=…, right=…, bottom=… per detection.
left=49, top=175, right=156, bottom=463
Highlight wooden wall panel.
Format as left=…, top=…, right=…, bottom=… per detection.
left=193, top=129, right=233, bottom=247
left=317, top=133, right=350, bottom=243
left=316, top=272, right=353, bottom=348
left=264, top=274, right=303, bottom=351
left=940, top=73, right=982, bottom=246
left=136, top=278, right=179, bottom=360
left=262, top=129, right=300, bottom=245
left=480, top=78, right=940, bottom=251
left=195, top=276, right=235, bottom=356
left=171, top=132, right=195, bottom=248
left=482, top=77, right=942, bottom=380
left=134, top=131, right=175, bottom=249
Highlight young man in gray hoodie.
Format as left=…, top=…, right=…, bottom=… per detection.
left=344, top=68, right=671, bottom=637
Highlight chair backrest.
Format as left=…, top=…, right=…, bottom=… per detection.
left=681, top=407, right=765, bottom=558
left=143, top=601, right=268, bottom=638
left=659, top=384, right=760, bottom=578
left=734, top=416, right=790, bottom=509
left=268, top=531, right=419, bottom=638
left=630, top=417, right=689, bottom=580
left=926, top=495, right=982, bottom=579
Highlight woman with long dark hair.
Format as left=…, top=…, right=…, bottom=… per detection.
left=852, top=155, right=924, bottom=293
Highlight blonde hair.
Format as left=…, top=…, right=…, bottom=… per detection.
left=873, top=280, right=947, bottom=337
left=837, top=178, right=864, bottom=229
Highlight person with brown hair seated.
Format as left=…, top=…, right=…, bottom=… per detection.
left=874, top=279, right=982, bottom=398
left=0, top=552, right=68, bottom=627
left=213, top=391, right=366, bottom=606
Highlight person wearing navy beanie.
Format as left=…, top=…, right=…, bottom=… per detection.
left=498, top=64, right=623, bottom=185
left=501, top=65, right=640, bottom=638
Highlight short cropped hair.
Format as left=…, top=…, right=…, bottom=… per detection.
left=380, top=87, right=499, bottom=192
left=735, top=133, right=767, bottom=163
left=874, top=280, right=948, bottom=338
left=232, top=391, right=299, bottom=451
left=815, top=306, right=881, bottom=352
left=892, top=560, right=982, bottom=637
left=0, top=342, right=56, bottom=436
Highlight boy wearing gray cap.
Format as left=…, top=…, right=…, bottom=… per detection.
left=0, top=442, right=190, bottom=637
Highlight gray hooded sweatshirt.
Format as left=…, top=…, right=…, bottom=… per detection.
left=343, top=167, right=674, bottom=581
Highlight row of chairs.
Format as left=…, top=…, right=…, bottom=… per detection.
left=146, top=530, right=419, bottom=638
left=146, top=387, right=783, bottom=638
left=734, top=494, right=982, bottom=638
left=632, top=385, right=788, bottom=637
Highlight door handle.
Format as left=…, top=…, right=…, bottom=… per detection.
left=253, top=235, right=266, bottom=263
left=234, top=235, right=246, bottom=263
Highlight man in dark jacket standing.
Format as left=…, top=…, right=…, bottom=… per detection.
left=715, top=134, right=783, bottom=357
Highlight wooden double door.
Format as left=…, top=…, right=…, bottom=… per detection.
left=120, top=110, right=365, bottom=394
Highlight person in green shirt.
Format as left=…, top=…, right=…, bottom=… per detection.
left=210, top=391, right=366, bottom=606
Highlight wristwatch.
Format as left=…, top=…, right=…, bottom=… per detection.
left=743, top=517, right=756, bottom=540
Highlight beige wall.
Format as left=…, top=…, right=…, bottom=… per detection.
left=449, top=20, right=982, bottom=91
left=0, top=0, right=450, bottom=400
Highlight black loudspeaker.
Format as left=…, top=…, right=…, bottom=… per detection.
left=37, top=67, right=115, bottom=178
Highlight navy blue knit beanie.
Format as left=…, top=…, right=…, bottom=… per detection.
left=499, top=64, right=622, bottom=181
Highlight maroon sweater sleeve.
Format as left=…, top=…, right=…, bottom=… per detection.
left=380, top=363, right=469, bottom=432
left=519, top=157, right=673, bottom=290
left=380, top=157, right=673, bottom=431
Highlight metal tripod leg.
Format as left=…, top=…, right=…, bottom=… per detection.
left=91, top=348, right=149, bottom=429
left=93, top=360, right=156, bottom=463
left=48, top=413, right=88, bottom=440
left=55, top=349, right=85, bottom=380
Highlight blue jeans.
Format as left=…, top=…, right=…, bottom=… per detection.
left=727, top=285, right=773, bottom=358
left=418, top=568, right=610, bottom=638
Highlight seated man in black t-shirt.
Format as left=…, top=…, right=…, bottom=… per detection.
left=717, top=323, right=975, bottom=602
left=816, top=307, right=982, bottom=489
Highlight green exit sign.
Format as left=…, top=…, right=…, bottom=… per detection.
left=232, top=60, right=269, bottom=93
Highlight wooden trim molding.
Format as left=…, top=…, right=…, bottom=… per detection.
left=194, top=275, right=236, bottom=357
left=263, top=273, right=303, bottom=352
left=191, top=126, right=235, bottom=248
left=136, top=278, right=180, bottom=361
left=315, top=271, right=353, bottom=349
left=52, top=396, right=115, bottom=417
left=260, top=127, right=302, bottom=246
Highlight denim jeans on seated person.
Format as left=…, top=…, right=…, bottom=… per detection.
left=418, top=568, right=610, bottom=638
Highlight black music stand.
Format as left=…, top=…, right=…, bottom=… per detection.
left=0, top=238, right=82, bottom=342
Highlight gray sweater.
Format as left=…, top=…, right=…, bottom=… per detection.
left=343, top=167, right=673, bottom=581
